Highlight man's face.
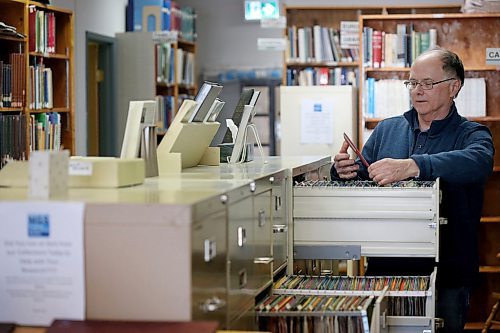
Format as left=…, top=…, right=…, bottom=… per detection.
left=409, top=54, right=457, bottom=118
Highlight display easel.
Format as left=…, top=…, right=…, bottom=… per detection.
left=228, top=104, right=265, bottom=164
left=157, top=100, right=221, bottom=174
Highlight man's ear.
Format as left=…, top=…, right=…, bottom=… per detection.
left=451, top=79, right=462, bottom=99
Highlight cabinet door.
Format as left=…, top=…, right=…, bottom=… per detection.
left=192, top=209, right=228, bottom=326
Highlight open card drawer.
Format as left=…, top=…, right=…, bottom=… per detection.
left=293, top=180, right=440, bottom=259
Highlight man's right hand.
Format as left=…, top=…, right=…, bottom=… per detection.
left=333, top=140, right=359, bottom=179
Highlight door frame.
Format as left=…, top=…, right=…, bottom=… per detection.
left=86, top=32, right=116, bottom=156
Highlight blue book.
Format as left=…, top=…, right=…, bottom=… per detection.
left=126, top=0, right=134, bottom=32
left=133, top=0, right=164, bottom=31
left=367, top=77, right=375, bottom=118
left=163, top=0, right=171, bottom=31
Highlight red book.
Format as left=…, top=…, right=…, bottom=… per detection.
left=29, top=6, right=36, bottom=52
left=372, top=30, right=383, bottom=69
left=318, top=67, right=329, bottom=85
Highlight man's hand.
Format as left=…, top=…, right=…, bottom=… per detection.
left=368, top=158, right=420, bottom=185
left=333, top=141, right=359, bottom=179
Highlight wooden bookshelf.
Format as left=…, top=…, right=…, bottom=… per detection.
left=0, top=0, right=74, bottom=168
left=116, top=32, right=197, bottom=141
left=359, top=13, right=500, bottom=327
left=282, top=5, right=460, bottom=87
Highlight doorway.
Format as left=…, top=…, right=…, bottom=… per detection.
left=86, top=32, right=116, bottom=156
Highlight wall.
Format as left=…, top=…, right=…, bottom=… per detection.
left=52, top=0, right=128, bottom=155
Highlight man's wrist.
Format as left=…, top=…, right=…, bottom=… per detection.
left=408, top=158, right=420, bottom=179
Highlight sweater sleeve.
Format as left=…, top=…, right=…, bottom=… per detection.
left=410, top=124, right=494, bottom=184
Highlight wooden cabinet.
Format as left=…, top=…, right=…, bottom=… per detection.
left=0, top=0, right=74, bottom=168
left=358, top=13, right=500, bottom=329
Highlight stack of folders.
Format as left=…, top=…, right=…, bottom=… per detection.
left=272, top=275, right=429, bottom=317
left=274, top=275, right=429, bottom=292
left=256, top=295, right=371, bottom=333
left=187, top=81, right=223, bottom=123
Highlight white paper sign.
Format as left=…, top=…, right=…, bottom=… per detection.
left=260, top=16, right=286, bottom=29
left=300, top=99, right=334, bottom=144
left=486, top=48, right=500, bottom=65
left=257, top=38, right=287, bottom=51
left=68, top=160, right=93, bottom=176
left=0, top=202, right=85, bottom=326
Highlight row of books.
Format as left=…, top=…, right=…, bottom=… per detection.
left=128, top=0, right=196, bottom=41
left=155, top=43, right=194, bottom=87
left=0, top=114, right=27, bottom=169
left=257, top=316, right=367, bottom=333
left=362, top=25, right=437, bottom=68
left=363, top=77, right=486, bottom=119
left=29, top=61, right=53, bottom=110
left=286, top=67, right=358, bottom=87
left=155, top=93, right=194, bottom=131
left=274, top=275, right=430, bottom=292
left=257, top=294, right=371, bottom=313
left=286, top=25, right=359, bottom=64
left=1, top=54, right=26, bottom=108
left=364, top=79, right=411, bottom=118
left=455, top=78, right=486, bottom=118
left=29, top=112, right=61, bottom=151
left=29, top=6, right=57, bottom=54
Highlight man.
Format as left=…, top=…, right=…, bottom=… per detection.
left=331, top=48, right=494, bottom=332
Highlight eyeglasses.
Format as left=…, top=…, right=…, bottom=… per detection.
left=403, top=77, right=456, bottom=90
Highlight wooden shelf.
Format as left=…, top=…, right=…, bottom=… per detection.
left=29, top=107, right=71, bottom=113
left=481, top=216, right=500, bottom=223
left=288, top=61, right=359, bottom=68
left=468, top=116, right=500, bottom=122
left=29, top=51, right=69, bottom=60
left=365, top=66, right=498, bottom=72
left=29, top=1, right=73, bottom=15
left=0, top=107, right=24, bottom=113
left=465, top=321, right=500, bottom=330
left=0, top=34, right=25, bottom=42
left=365, top=67, right=410, bottom=72
left=479, top=266, right=500, bottom=273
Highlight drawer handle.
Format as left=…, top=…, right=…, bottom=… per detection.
left=204, top=238, right=216, bottom=262
left=237, top=227, right=246, bottom=247
left=273, top=224, right=287, bottom=233
left=200, top=296, right=225, bottom=313
left=254, top=257, right=274, bottom=264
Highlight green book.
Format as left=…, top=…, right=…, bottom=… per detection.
left=420, top=31, right=430, bottom=54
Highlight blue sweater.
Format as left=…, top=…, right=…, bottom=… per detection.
left=331, top=104, right=495, bottom=287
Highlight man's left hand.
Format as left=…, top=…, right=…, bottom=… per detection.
left=368, top=158, right=420, bottom=185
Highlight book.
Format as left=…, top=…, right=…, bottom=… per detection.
left=220, top=88, right=254, bottom=144
left=188, top=81, right=223, bottom=122
left=203, top=98, right=225, bottom=122
left=372, top=30, right=382, bottom=68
